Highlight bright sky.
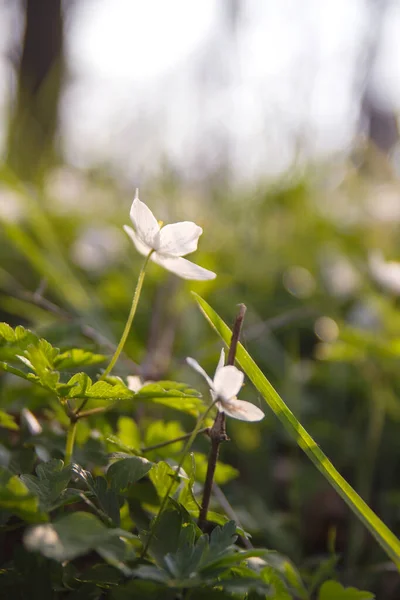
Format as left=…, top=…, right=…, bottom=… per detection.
left=1, top=0, right=400, bottom=182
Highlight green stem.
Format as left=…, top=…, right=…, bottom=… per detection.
left=141, top=427, right=210, bottom=454
left=77, top=406, right=110, bottom=419
left=65, top=420, right=77, bottom=465
left=100, top=251, right=153, bottom=380
left=141, top=401, right=217, bottom=558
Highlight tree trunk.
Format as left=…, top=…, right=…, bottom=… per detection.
left=7, top=0, right=64, bottom=181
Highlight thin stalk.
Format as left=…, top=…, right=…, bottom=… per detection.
left=100, top=251, right=153, bottom=380
left=77, top=406, right=110, bottom=419
left=141, top=400, right=218, bottom=558
left=198, top=304, right=246, bottom=529
left=141, top=427, right=210, bottom=454
left=64, top=420, right=77, bottom=465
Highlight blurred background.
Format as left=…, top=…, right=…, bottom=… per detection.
left=1, top=0, right=400, bottom=595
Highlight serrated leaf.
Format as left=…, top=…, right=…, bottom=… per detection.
left=89, top=380, right=132, bottom=399
left=71, top=464, right=121, bottom=525
left=20, top=459, right=72, bottom=511
left=21, top=343, right=60, bottom=391
left=107, top=457, right=153, bottom=492
left=0, top=322, right=37, bottom=346
left=0, top=323, right=38, bottom=362
left=164, top=524, right=206, bottom=580
left=0, top=322, right=18, bottom=342
left=24, top=512, right=134, bottom=566
left=66, top=373, right=133, bottom=400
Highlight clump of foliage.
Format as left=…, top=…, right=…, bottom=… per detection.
left=0, top=186, right=397, bottom=599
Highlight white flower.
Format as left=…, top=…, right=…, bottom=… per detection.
left=186, top=349, right=264, bottom=422
left=369, top=250, right=400, bottom=296
left=123, top=190, right=216, bottom=281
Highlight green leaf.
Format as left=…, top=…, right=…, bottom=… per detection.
left=149, top=461, right=182, bottom=500
left=0, top=323, right=38, bottom=361
left=134, top=382, right=203, bottom=416
left=144, top=502, right=185, bottom=565
left=135, top=380, right=201, bottom=398
left=144, top=420, right=186, bottom=458
left=116, top=416, right=141, bottom=450
left=23, top=512, right=134, bottom=566
left=179, top=453, right=200, bottom=512
left=66, top=373, right=133, bottom=400
left=0, top=360, right=40, bottom=384
left=318, top=580, right=375, bottom=600
left=20, top=459, right=72, bottom=511
left=54, top=348, right=106, bottom=369
left=19, top=341, right=60, bottom=391
left=107, top=457, right=153, bottom=492
left=71, top=464, right=121, bottom=525
left=193, top=292, right=400, bottom=568
left=0, top=322, right=21, bottom=342
left=0, top=467, right=45, bottom=523
left=0, top=409, right=19, bottom=430
left=183, top=452, right=239, bottom=485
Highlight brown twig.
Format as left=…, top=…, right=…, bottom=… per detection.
left=198, top=303, right=247, bottom=530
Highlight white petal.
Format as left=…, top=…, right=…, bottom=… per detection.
left=220, top=398, right=264, bottom=422
left=151, top=254, right=216, bottom=280
left=157, top=222, right=203, bottom=256
left=186, top=357, right=214, bottom=388
left=123, top=225, right=152, bottom=257
left=129, top=196, right=160, bottom=248
left=127, top=375, right=143, bottom=392
left=213, top=365, right=244, bottom=400
left=215, top=348, right=225, bottom=375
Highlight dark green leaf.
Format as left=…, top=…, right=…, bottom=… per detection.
left=20, top=458, right=72, bottom=510
left=71, top=464, right=121, bottom=525
left=107, top=456, right=153, bottom=492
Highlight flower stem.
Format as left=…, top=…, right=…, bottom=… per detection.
left=198, top=303, right=246, bottom=530
left=100, top=251, right=153, bottom=380
left=64, top=420, right=77, bottom=465
left=141, top=401, right=217, bottom=558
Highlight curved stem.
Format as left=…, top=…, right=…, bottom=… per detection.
left=100, top=251, right=153, bottom=380
left=141, top=401, right=217, bottom=558
left=65, top=420, right=77, bottom=465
